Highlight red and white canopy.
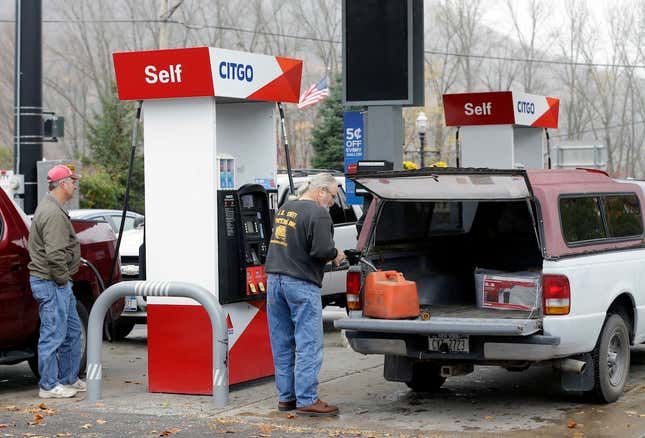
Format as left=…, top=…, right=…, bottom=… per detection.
left=443, top=91, right=559, bottom=128
left=113, top=47, right=302, bottom=103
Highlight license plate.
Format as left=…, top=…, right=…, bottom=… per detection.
left=428, top=334, right=469, bottom=353
left=125, top=296, right=138, bottom=312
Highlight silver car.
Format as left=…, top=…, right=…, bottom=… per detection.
left=68, top=209, right=143, bottom=234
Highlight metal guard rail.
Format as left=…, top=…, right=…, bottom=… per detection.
left=86, top=280, right=229, bottom=407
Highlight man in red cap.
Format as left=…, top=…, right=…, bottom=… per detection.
left=27, top=164, right=85, bottom=398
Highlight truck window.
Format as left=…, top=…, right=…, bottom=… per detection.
left=331, top=188, right=357, bottom=225
left=560, top=196, right=606, bottom=243
left=603, top=194, right=643, bottom=238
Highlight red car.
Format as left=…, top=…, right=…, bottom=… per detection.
left=0, top=189, right=123, bottom=376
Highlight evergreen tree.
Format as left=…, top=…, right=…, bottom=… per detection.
left=82, top=86, right=145, bottom=213
left=310, top=74, right=345, bottom=171
left=0, top=147, right=12, bottom=169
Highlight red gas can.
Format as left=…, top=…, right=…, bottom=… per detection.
left=363, top=271, right=419, bottom=319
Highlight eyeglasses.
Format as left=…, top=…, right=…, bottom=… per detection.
left=321, top=187, right=337, bottom=200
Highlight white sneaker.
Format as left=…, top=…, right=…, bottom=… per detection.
left=39, top=384, right=77, bottom=399
left=63, top=379, right=86, bottom=392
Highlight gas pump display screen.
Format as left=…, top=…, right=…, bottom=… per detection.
left=242, top=195, right=254, bottom=209
left=245, top=219, right=257, bottom=234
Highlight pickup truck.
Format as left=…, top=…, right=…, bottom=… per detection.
left=335, top=168, right=645, bottom=403
left=0, top=188, right=123, bottom=377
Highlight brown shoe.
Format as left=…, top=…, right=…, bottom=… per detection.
left=277, top=399, right=296, bottom=411
left=296, top=399, right=339, bottom=417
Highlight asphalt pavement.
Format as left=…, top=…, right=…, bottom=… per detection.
left=1, top=308, right=645, bottom=437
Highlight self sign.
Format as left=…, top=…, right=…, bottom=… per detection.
left=144, top=64, right=183, bottom=84
left=464, top=102, right=492, bottom=116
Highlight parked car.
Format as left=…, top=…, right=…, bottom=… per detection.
left=0, top=189, right=123, bottom=376
left=112, top=226, right=147, bottom=339
left=336, top=167, right=645, bottom=403
left=68, top=209, right=144, bottom=234
left=277, top=169, right=363, bottom=307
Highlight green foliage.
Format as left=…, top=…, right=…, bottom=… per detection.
left=0, top=147, right=12, bottom=169
left=79, top=167, right=123, bottom=209
left=83, top=86, right=144, bottom=213
left=310, top=74, right=346, bottom=171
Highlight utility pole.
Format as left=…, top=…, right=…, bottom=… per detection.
left=159, top=0, right=183, bottom=49
left=159, top=0, right=169, bottom=49
left=15, top=0, right=43, bottom=214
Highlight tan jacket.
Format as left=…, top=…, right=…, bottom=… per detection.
left=28, top=193, right=81, bottom=285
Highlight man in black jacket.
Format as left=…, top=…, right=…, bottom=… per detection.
left=265, top=173, right=345, bottom=417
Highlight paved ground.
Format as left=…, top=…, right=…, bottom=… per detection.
left=1, top=309, right=645, bottom=437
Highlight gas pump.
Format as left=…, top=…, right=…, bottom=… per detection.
left=217, top=184, right=271, bottom=304
left=112, top=47, right=302, bottom=394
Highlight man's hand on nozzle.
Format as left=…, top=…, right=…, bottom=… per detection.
left=333, top=248, right=346, bottom=266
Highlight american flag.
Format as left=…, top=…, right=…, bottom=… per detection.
left=297, top=76, right=330, bottom=109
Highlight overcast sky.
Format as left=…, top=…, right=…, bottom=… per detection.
left=482, top=0, right=618, bottom=62
left=0, top=0, right=622, bottom=64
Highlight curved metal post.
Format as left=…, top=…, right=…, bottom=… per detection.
left=86, top=281, right=229, bottom=407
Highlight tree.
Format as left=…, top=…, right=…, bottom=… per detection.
left=0, top=147, right=11, bottom=169
left=310, top=75, right=345, bottom=170
left=78, top=168, right=123, bottom=209
left=82, top=87, right=144, bottom=212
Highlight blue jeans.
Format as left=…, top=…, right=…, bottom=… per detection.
left=30, top=276, right=82, bottom=390
left=267, top=274, right=323, bottom=407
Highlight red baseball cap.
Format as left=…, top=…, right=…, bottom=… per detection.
left=47, top=164, right=80, bottom=183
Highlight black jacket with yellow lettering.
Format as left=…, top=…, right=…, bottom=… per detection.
left=265, top=199, right=337, bottom=287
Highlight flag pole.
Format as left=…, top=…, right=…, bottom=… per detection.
left=277, top=102, right=295, bottom=195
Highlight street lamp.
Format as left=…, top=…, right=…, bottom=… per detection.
left=416, top=111, right=428, bottom=168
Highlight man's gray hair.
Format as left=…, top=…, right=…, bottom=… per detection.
left=290, top=172, right=337, bottom=200
left=49, top=177, right=70, bottom=191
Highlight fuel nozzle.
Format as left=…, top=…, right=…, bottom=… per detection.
left=344, top=249, right=362, bottom=265
left=344, top=249, right=377, bottom=272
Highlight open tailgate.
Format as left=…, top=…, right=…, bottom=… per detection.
left=349, top=168, right=532, bottom=201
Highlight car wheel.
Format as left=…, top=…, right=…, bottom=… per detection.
left=405, top=361, right=446, bottom=392
left=27, top=300, right=89, bottom=379
left=113, top=318, right=136, bottom=340
left=588, top=313, right=630, bottom=403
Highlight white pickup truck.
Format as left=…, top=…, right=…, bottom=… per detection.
left=335, top=168, right=645, bottom=403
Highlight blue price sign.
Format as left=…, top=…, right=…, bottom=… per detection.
left=343, top=111, right=364, bottom=205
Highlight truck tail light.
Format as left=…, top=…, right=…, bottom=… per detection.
left=542, top=274, right=570, bottom=315
left=346, top=270, right=362, bottom=311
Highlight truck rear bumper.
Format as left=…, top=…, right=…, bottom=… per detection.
left=334, top=315, right=542, bottom=336
left=344, top=330, right=560, bottom=361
